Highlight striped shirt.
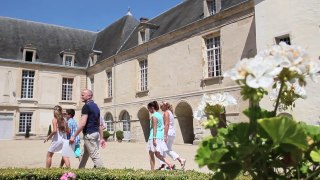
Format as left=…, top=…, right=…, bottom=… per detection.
left=67, top=118, right=80, bottom=145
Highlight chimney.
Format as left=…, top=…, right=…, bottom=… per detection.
left=140, top=17, right=149, bottom=23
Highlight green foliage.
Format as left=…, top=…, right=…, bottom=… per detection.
left=25, top=125, right=30, bottom=138
left=258, top=116, right=308, bottom=150
left=116, top=130, right=124, bottom=141
left=103, top=131, right=110, bottom=140
left=47, top=125, right=52, bottom=136
left=196, top=105, right=320, bottom=179
left=0, top=168, right=211, bottom=180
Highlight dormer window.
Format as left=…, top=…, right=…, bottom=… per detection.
left=22, top=46, right=37, bottom=62
left=140, top=30, right=146, bottom=43
left=60, top=50, right=75, bottom=67
left=138, top=28, right=149, bottom=45
left=89, top=50, right=102, bottom=66
left=64, top=55, right=74, bottom=66
left=204, top=0, right=221, bottom=17
left=138, top=17, right=159, bottom=45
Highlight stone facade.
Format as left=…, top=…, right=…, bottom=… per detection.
left=0, top=0, right=319, bottom=143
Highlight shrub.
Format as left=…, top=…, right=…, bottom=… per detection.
left=47, top=125, right=52, bottom=136
left=116, top=130, right=124, bottom=141
left=103, top=131, right=110, bottom=140
left=0, top=168, right=212, bottom=180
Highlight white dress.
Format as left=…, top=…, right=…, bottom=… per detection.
left=48, top=128, right=67, bottom=153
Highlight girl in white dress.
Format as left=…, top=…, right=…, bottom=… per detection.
left=158, top=102, right=186, bottom=170
left=146, top=101, right=175, bottom=170
left=44, top=105, right=70, bottom=168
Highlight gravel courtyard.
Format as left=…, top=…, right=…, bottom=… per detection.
left=0, top=140, right=209, bottom=173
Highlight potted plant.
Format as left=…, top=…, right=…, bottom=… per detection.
left=103, top=131, right=110, bottom=141
left=195, top=42, right=320, bottom=179
left=116, top=130, right=124, bottom=142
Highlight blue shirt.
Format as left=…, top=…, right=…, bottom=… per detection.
left=82, top=100, right=100, bottom=134
left=149, top=112, right=164, bottom=140
left=67, top=118, right=80, bottom=145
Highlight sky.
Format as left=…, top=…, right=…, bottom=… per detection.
left=0, top=0, right=183, bottom=32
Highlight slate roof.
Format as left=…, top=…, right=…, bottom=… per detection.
left=0, top=0, right=248, bottom=67
left=118, top=0, right=248, bottom=53
left=93, top=15, right=139, bottom=62
left=0, top=16, right=96, bottom=67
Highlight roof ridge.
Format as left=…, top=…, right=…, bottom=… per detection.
left=0, top=16, right=97, bottom=34
left=96, top=15, right=136, bottom=33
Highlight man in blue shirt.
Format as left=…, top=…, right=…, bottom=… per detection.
left=70, top=89, right=105, bottom=168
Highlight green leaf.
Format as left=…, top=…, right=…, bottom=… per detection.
left=258, top=116, right=308, bottom=150
left=310, top=150, right=320, bottom=162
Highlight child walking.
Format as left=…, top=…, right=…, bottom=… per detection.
left=147, top=101, right=174, bottom=170
left=44, top=105, right=70, bottom=168
left=60, top=109, right=82, bottom=167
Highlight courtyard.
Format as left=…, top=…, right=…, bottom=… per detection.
left=0, top=140, right=209, bottom=173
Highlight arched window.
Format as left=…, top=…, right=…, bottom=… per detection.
left=121, top=111, right=130, bottom=132
left=105, top=113, right=114, bottom=132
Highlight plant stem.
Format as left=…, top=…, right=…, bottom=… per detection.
left=273, top=82, right=284, bottom=115
left=305, top=167, right=320, bottom=180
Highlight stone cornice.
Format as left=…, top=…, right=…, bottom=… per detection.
left=100, top=85, right=241, bottom=109
left=0, top=58, right=86, bottom=74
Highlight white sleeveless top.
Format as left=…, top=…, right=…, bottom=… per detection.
left=167, top=111, right=176, bottom=136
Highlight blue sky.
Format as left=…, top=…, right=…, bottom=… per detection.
left=0, top=0, right=182, bottom=32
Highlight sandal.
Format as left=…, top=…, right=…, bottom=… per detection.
left=167, top=164, right=175, bottom=170
left=181, top=159, right=186, bottom=170
left=157, top=164, right=165, bottom=170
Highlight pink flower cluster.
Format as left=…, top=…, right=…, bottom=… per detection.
left=60, top=172, right=76, bottom=180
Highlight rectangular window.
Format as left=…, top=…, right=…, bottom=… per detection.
left=106, top=121, right=114, bottom=132
left=90, top=78, right=94, bottom=93
left=206, top=36, right=221, bottom=77
left=276, top=35, right=291, bottom=45
left=139, top=59, right=148, bottom=91
left=140, top=31, right=146, bottom=43
left=64, top=55, right=73, bottom=66
left=107, top=72, right=112, bottom=97
left=207, top=0, right=217, bottom=15
left=21, top=70, right=35, bottom=99
left=19, top=112, right=32, bottom=133
left=62, top=78, right=73, bottom=101
left=25, top=51, right=34, bottom=62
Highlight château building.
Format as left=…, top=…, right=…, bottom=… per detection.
left=0, top=0, right=319, bottom=143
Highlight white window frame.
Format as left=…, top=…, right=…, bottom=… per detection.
left=23, top=49, right=36, bottom=62
left=19, top=112, right=33, bottom=133
left=139, top=59, right=148, bottom=91
left=106, top=71, right=112, bottom=98
left=90, top=77, right=94, bottom=93
left=21, top=70, right=35, bottom=99
left=204, top=0, right=221, bottom=17
left=205, top=35, right=221, bottom=78
left=61, top=78, right=73, bottom=101
left=138, top=28, right=150, bottom=44
left=121, top=111, right=130, bottom=131
left=63, top=55, right=74, bottom=66
left=105, top=113, right=114, bottom=132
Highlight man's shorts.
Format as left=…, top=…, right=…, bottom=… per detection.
left=74, top=144, right=81, bottom=158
